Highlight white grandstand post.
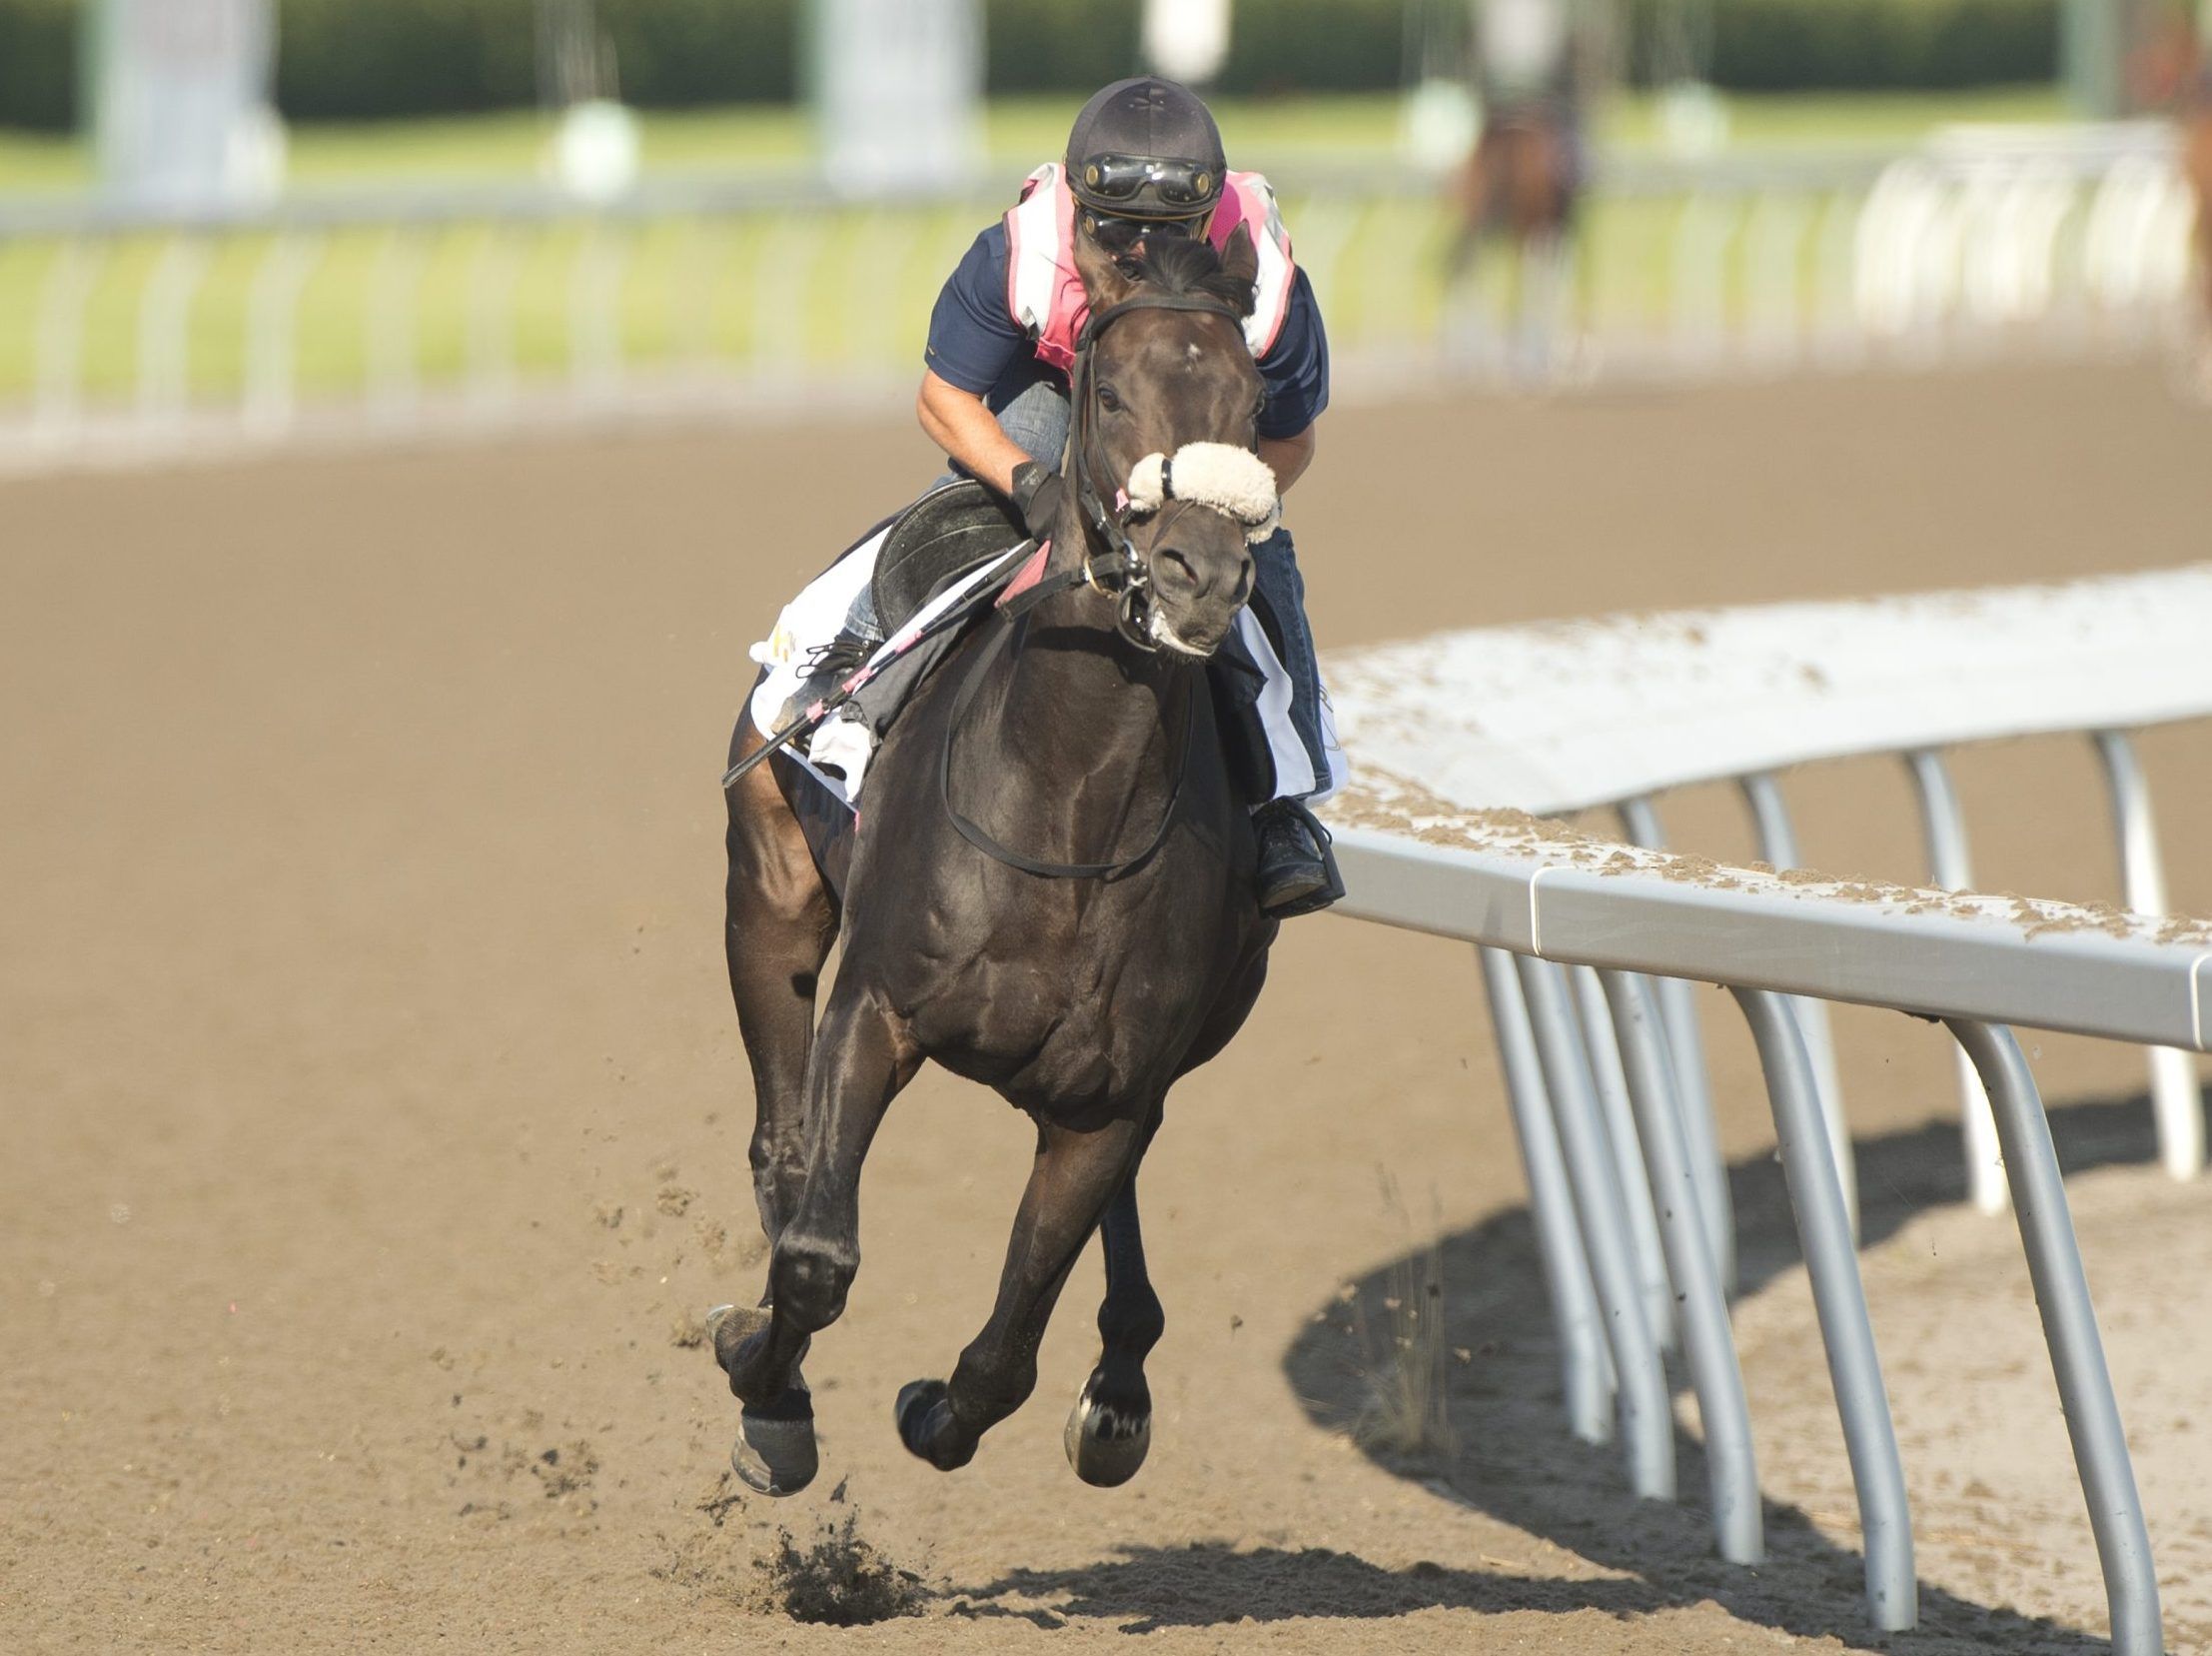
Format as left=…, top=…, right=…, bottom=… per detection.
left=32, top=239, right=105, bottom=452
left=1618, top=796, right=1735, bottom=1296
left=136, top=235, right=212, bottom=436
left=1570, top=964, right=1676, bottom=1354
left=1902, top=749, right=2008, bottom=1214
left=1477, top=946, right=1615, bottom=1445
left=1600, top=969, right=1763, bottom=1565
left=1731, top=986, right=1916, bottom=1634
left=243, top=233, right=319, bottom=438
left=1738, top=771, right=1856, bottom=1232
left=2092, top=730, right=2206, bottom=1182
left=1946, top=1018, right=2163, bottom=1656
left=1516, top=954, right=1676, bottom=1501
left=366, top=227, right=428, bottom=421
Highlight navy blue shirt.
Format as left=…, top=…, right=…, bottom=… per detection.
left=922, top=221, right=1331, bottom=441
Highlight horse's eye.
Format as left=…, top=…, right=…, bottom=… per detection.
left=1098, top=384, right=1123, bottom=414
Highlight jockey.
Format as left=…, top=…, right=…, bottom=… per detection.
left=786, top=76, right=1340, bottom=916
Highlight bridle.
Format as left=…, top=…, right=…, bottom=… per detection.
left=938, top=286, right=1249, bottom=880
left=1062, top=288, right=1251, bottom=653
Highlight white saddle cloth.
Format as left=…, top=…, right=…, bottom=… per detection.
left=748, top=533, right=1345, bottom=810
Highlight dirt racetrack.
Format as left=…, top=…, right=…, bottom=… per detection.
left=6, top=362, right=2212, bottom=1654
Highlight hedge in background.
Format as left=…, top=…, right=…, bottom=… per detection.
left=0, top=0, right=2059, bottom=133
left=0, top=0, right=73, bottom=131
left=1640, top=0, right=2058, bottom=92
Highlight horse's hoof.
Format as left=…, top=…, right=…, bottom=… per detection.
left=732, top=1395, right=818, bottom=1497
left=894, top=1378, right=975, bottom=1471
left=894, top=1378, right=948, bottom=1452
left=1064, top=1377, right=1151, bottom=1488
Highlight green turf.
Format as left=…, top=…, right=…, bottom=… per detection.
left=0, top=85, right=2080, bottom=411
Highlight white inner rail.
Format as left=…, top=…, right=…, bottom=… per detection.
left=1328, top=565, right=2212, bottom=1214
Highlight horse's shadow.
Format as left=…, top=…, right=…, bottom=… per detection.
left=951, top=1091, right=2161, bottom=1648
left=950, top=1540, right=1663, bottom=1631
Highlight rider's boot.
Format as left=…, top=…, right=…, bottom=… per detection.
left=775, top=628, right=874, bottom=745
left=1254, top=798, right=1343, bottom=918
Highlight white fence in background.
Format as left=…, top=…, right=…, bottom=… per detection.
left=0, top=125, right=2197, bottom=472
left=1319, top=567, right=2212, bottom=1653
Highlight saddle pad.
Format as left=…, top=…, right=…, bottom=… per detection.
left=748, top=531, right=1034, bottom=810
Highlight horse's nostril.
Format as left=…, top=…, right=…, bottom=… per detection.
left=1232, top=557, right=1254, bottom=603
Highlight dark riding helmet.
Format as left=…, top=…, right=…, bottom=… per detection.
left=1066, top=76, right=1226, bottom=240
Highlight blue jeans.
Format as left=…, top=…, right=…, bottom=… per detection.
left=866, top=363, right=1332, bottom=803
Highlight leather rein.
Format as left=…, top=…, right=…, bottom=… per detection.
left=938, top=288, right=1245, bottom=881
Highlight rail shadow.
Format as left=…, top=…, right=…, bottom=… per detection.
left=1268, top=1087, right=2166, bottom=1653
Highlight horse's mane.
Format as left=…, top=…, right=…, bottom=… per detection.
left=1110, top=234, right=1257, bottom=322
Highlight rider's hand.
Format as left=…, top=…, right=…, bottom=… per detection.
left=1008, top=462, right=1066, bottom=544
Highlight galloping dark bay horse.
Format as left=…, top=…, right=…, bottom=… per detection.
left=713, top=225, right=1280, bottom=1493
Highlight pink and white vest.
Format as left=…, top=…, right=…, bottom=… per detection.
left=1003, top=162, right=1297, bottom=375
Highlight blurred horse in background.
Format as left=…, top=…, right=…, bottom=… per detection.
left=2135, top=3, right=2212, bottom=395
left=1444, top=0, right=1591, bottom=382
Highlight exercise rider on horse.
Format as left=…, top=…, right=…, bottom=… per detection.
left=786, top=77, right=1341, bottom=916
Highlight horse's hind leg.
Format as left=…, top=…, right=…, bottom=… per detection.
left=723, top=716, right=838, bottom=1242
left=898, top=1112, right=1145, bottom=1473
left=1065, top=1160, right=1165, bottom=1487
left=713, top=714, right=838, bottom=1492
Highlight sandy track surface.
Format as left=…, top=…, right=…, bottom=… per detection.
left=4, top=364, right=2211, bottom=1653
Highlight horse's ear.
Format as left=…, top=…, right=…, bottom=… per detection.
left=1074, top=223, right=1139, bottom=311
left=1218, top=222, right=1260, bottom=319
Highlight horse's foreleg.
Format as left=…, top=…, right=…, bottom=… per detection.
left=1065, top=1150, right=1165, bottom=1487
left=897, top=1112, right=1144, bottom=1473
left=716, top=976, right=916, bottom=1493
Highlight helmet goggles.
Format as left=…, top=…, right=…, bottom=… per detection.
left=1073, top=153, right=1222, bottom=219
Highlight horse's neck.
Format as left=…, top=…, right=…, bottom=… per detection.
left=968, top=585, right=1181, bottom=846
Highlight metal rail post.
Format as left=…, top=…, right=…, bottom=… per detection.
left=568, top=221, right=628, bottom=403
left=1601, top=969, right=1763, bottom=1563
left=136, top=236, right=211, bottom=435
left=31, top=239, right=103, bottom=451
left=1518, top=954, right=1676, bottom=1501
left=2091, top=730, right=2205, bottom=1182
left=1946, top=1018, right=2162, bottom=1655
left=1617, top=797, right=1736, bottom=1296
left=1571, top=964, right=1677, bottom=1353
left=366, top=227, right=428, bottom=420
left=1732, top=986, right=1916, bottom=1632
left=243, top=234, right=319, bottom=437
left=1739, top=771, right=1857, bottom=1230
left=1903, top=749, right=2008, bottom=1213
left=1478, top=947, right=1615, bottom=1444
left=465, top=226, right=524, bottom=413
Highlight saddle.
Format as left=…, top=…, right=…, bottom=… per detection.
left=870, top=480, right=1028, bottom=643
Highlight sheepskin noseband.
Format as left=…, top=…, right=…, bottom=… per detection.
left=1122, top=443, right=1280, bottom=544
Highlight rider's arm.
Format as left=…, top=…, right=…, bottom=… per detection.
left=1260, top=422, right=1316, bottom=493
left=919, top=226, right=1035, bottom=499
left=1255, top=270, right=1328, bottom=496
left=916, top=369, right=1034, bottom=499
